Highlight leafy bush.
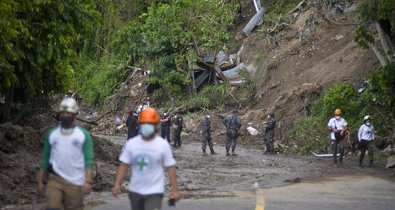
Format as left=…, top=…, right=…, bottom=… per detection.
left=184, top=84, right=231, bottom=110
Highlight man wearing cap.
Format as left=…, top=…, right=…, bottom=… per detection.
left=201, top=114, right=217, bottom=155
left=112, top=108, right=181, bottom=210
left=328, top=108, right=348, bottom=165
left=358, top=115, right=375, bottom=167
left=160, top=112, right=171, bottom=143
left=37, top=98, right=94, bottom=210
left=264, top=113, right=276, bottom=154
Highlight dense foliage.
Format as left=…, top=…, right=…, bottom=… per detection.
left=75, top=0, right=238, bottom=105
left=0, top=0, right=98, bottom=101
left=0, top=0, right=99, bottom=121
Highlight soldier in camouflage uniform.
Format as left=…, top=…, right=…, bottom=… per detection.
left=173, top=112, right=184, bottom=148
left=264, top=113, right=276, bottom=154
left=223, top=110, right=241, bottom=156
left=201, top=114, right=217, bottom=155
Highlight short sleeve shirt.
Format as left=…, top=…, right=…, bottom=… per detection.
left=119, top=135, right=176, bottom=195
left=327, top=117, right=348, bottom=140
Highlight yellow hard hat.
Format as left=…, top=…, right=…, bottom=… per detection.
left=334, top=108, right=342, bottom=115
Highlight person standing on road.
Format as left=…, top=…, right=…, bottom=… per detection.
left=264, top=113, right=276, bottom=154
left=126, top=110, right=139, bottom=139
left=223, top=110, right=241, bottom=156
left=173, top=112, right=184, bottom=148
left=328, top=108, right=348, bottom=165
left=36, top=98, right=94, bottom=210
left=201, top=114, right=217, bottom=155
left=112, top=108, right=181, bottom=210
left=358, top=115, right=375, bottom=168
left=160, top=112, right=172, bottom=143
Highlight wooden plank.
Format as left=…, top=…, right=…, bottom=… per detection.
left=215, top=66, right=228, bottom=81
left=242, top=7, right=266, bottom=36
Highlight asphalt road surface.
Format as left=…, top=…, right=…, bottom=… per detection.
left=91, top=175, right=395, bottom=210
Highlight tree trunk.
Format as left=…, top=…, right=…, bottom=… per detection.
left=369, top=43, right=388, bottom=67
left=3, top=85, right=14, bottom=123
left=376, top=22, right=394, bottom=63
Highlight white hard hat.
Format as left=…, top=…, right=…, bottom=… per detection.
left=363, top=115, right=371, bottom=121
left=59, top=98, right=79, bottom=114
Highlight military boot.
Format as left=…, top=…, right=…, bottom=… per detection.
left=226, top=150, right=230, bottom=156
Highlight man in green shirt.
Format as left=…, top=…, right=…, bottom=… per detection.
left=37, top=98, right=94, bottom=210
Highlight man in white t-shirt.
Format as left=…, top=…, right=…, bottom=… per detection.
left=327, top=108, right=348, bottom=165
left=112, top=108, right=181, bottom=210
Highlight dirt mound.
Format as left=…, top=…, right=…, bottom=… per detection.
left=0, top=123, right=44, bottom=206
left=91, top=75, right=148, bottom=136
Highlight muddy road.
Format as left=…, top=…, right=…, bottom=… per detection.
left=3, top=135, right=394, bottom=210
left=86, top=136, right=394, bottom=210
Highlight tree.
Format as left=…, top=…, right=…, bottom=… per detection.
left=0, top=0, right=99, bottom=122
left=354, top=0, right=395, bottom=66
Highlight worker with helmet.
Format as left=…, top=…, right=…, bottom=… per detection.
left=327, top=108, right=348, bottom=165
left=358, top=115, right=375, bottom=168
left=37, top=98, right=94, bottom=210
left=112, top=107, right=181, bottom=209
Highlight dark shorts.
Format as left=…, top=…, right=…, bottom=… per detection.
left=128, top=191, right=163, bottom=210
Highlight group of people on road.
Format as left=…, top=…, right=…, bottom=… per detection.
left=36, top=97, right=377, bottom=210
left=327, top=108, right=375, bottom=167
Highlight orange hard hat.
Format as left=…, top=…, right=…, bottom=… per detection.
left=139, top=107, right=160, bottom=124
left=334, top=108, right=342, bottom=115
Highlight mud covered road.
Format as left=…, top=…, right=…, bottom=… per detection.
left=3, top=136, right=394, bottom=210
left=86, top=137, right=395, bottom=210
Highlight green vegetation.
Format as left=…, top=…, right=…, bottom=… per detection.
left=76, top=0, right=238, bottom=106
left=0, top=0, right=99, bottom=121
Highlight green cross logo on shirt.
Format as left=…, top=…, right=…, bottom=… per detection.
left=137, top=158, right=148, bottom=171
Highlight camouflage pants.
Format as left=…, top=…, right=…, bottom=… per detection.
left=264, top=130, right=275, bottom=152
left=359, top=140, right=374, bottom=165
left=331, top=138, right=347, bottom=163
left=174, top=129, right=182, bottom=146
left=202, top=131, right=213, bottom=150
left=226, top=129, right=238, bottom=151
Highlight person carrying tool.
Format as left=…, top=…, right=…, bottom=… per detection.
left=173, top=111, right=184, bottom=147
left=264, top=113, right=276, bottom=154
left=161, top=112, right=172, bottom=143
left=223, top=110, right=241, bottom=156
left=358, top=115, right=375, bottom=168
left=112, top=108, right=181, bottom=210
left=201, top=114, right=217, bottom=155
left=36, top=98, right=94, bottom=210
left=327, top=108, right=348, bottom=165
left=126, top=110, right=139, bottom=139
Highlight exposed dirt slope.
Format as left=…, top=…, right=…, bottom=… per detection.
left=235, top=1, right=378, bottom=144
